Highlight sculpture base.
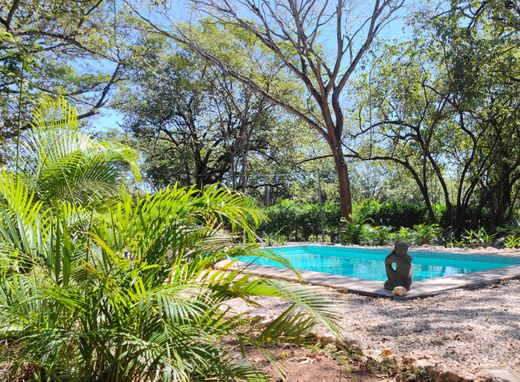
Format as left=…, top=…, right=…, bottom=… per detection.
left=384, top=279, right=412, bottom=291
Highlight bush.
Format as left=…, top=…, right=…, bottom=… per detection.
left=339, top=223, right=443, bottom=246
left=340, top=221, right=369, bottom=245
left=364, top=201, right=429, bottom=228
left=261, top=199, right=433, bottom=242
left=363, top=225, right=394, bottom=246
left=450, top=227, right=497, bottom=247
left=412, top=223, right=442, bottom=245
left=0, top=100, right=339, bottom=381
left=504, top=235, right=520, bottom=248
left=260, top=200, right=341, bottom=241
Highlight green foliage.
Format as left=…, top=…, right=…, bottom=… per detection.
left=499, top=220, right=520, bottom=237
left=361, top=225, right=394, bottom=246
left=260, top=200, right=341, bottom=241
left=339, top=222, right=442, bottom=247
left=119, top=26, right=304, bottom=191
left=0, top=0, right=122, bottom=148
left=499, top=220, right=520, bottom=248
left=448, top=228, right=498, bottom=248
left=340, top=221, right=372, bottom=245
left=0, top=183, right=338, bottom=381
left=15, top=97, right=140, bottom=205
left=359, top=200, right=430, bottom=228
left=504, top=235, right=520, bottom=249
left=261, top=199, right=438, bottom=243
left=352, top=0, right=520, bottom=232
left=0, top=99, right=339, bottom=381
left=411, top=224, right=442, bottom=245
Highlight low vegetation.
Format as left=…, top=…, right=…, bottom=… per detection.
left=0, top=100, right=338, bottom=381
left=259, top=199, right=520, bottom=248
left=1, top=0, right=518, bottom=380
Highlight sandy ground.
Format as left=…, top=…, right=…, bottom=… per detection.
left=228, top=279, right=520, bottom=380
left=335, top=280, right=520, bottom=374
left=248, top=346, right=384, bottom=382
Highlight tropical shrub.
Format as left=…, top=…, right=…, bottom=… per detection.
left=496, top=220, right=520, bottom=248
left=450, top=227, right=497, bottom=247
left=339, top=221, right=371, bottom=245
left=390, top=227, right=415, bottom=243
left=260, top=199, right=301, bottom=240
left=260, top=200, right=340, bottom=241
left=361, top=225, right=393, bottom=246
left=353, top=199, right=381, bottom=222
left=261, top=199, right=432, bottom=243
left=499, top=220, right=520, bottom=237
left=411, top=224, right=442, bottom=245
left=363, top=201, right=429, bottom=228
left=504, top=235, right=520, bottom=248
left=339, top=223, right=443, bottom=246
left=14, top=97, right=140, bottom=206
left=0, top=100, right=339, bottom=381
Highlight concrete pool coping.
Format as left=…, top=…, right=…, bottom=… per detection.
left=215, top=245, right=520, bottom=298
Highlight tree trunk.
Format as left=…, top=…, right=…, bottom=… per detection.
left=264, top=184, right=271, bottom=207
left=240, top=143, right=249, bottom=194
left=330, top=145, right=353, bottom=219
left=230, top=157, right=237, bottom=190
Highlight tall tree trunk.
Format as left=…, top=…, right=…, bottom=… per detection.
left=264, top=184, right=271, bottom=207
left=330, top=145, right=352, bottom=219
left=240, top=138, right=249, bottom=194
left=230, top=157, right=237, bottom=189
left=240, top=153, right=248, bottom=194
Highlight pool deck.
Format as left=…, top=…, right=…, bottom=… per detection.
left=215, top=245, right=520, bottom=298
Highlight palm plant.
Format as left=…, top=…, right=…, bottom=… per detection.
left=0, top=100, right=339, bottom=381
left=412, top=223, right=441, bottom=245
left=13, top=97, right=140, bottom=206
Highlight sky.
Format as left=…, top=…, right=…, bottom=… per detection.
left=88, top=0, right=424, bottom=133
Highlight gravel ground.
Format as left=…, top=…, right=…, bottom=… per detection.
left=335, top=280, right=520, bottom=375
left=227, top=279, right=520, bottom=379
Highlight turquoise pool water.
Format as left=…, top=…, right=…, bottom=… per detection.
left=239, top=245, right=520, bottom=281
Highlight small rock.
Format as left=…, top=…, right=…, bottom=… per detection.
left=292, top=356, right=314, bottom=364
left=338, top=334, right=370, bottom=350
left=393, top=286, right=408, bottom=296
left=258, top=318, right=274, bottom=328
left=476, top=369, right=520, bottom=382
left=250, top=315, right=263, bottom=324
left=317, top=333, right=336, bottom=345
left=323, top=343, right=337, bottom=353
left=441, top=369, right=467, bottom=382
left=413, top=359, right=436, bottom=370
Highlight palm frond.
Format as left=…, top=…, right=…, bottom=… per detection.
left=15, top=97, right=140, bottom=206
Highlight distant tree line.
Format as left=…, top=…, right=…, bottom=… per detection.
left=1, top=0, right=518, bottom=235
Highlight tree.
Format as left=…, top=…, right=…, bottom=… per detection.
left=0, top=0, right=124, bottom=157
left=118, top=36, right=282, bottom=190
left=349, top=0, right=520, bottom=232
left=127, top=0, right=404, bottom=219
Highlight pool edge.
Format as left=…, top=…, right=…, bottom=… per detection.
left=214, top=260, right=520, bottom=299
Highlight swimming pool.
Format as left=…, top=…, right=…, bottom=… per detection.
left=239, top=245, right=520, bottom=281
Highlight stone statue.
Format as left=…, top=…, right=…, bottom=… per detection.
left=384, top=241, right=413, bottom=291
